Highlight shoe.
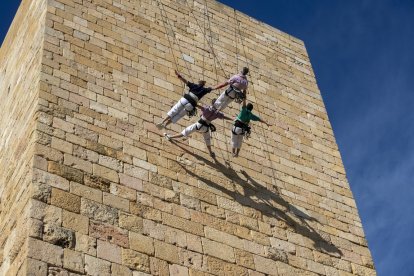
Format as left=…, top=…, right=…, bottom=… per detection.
left=232, top=152, right=238, bottom=157
left=156, top=123, right=165, bottom=130
left=164, top=133, right=171, bottom=141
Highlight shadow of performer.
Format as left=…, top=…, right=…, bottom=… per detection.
left=172, top=141, right=342, bottom=257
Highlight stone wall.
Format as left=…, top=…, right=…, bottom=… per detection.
left=0, top=0, right=47, bottom=274
left=0, top=0, right=375, bottom=275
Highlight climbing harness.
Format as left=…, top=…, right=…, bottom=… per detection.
left=197, top=118, right=216, bottom=133
left=187, top=108, right=198, bottom=117
left=225, top=86, right=246, bottom=103
left=180, top=93, right=198, bottom=117
left=232, top=120, right=251, bottom=139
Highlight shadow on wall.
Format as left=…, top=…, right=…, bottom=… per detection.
left=172, top=141, right=343, bottom=257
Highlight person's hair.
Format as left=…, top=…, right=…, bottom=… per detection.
left=198, top=80, right=206, bottom=86
left=211, top=98, right=217, bottom=106
left=241, top=67, right=249, bottom=75
left=246, top=103, right=253, bottom=111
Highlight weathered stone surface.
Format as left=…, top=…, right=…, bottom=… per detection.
left=252, top=255, right=279, bottom=276
left=80, top=198, right=119, bottom=224
left=70, top=181, right=103, bottom=203
left=120, top=173, right=143, bottom=191
left=29, top=218, right=44, bottom=239
left=48, top=162, right=84, bottom=183
left=43, top=224, right=75, bottom=248
left=150, top=257, right=169, bottom=276
left=25, top=258, right=48, bottom=276
left=62, top=210, right=89, bottom=235
left=122, top=249, right=150, bottom=272
left=33, top=168, right=70, bottom=191
left=97, top=239, right=122, bottom=263
left=202, top=238, right=235, bottom=263
left=112, top=264, right=132, bottom=276
left=129, top=232, right=154, bottom=255
left=266, top=247, right=288, bottom=263
left=119, top=212, right=144, bottom=232
left=103, top=192, right=129, bottom=211
left=51, top=188, right=81, bottom=213
left=235, top=249, right=256, bottom=269
left=169, top=264, right=189, bottom=276
left=75, top=234, right=97, bottom=256
left=27, top=238, right=63, bottom=267
left=154, top=240, right=180, bottom=264
left=85, top=255, right=111, bottom=276
left=84, top=174, right=111, bottom=192
left=32, top=181, right=52, bottom=203
left=206, top=256, right=249, bottom=276
left=89, top=220, right=128, bottom=247
left=93, top=164, right=119, bottom=183
left=48, top=267, right=71, bottom=276
left=63, top=248, right=84, bottom=273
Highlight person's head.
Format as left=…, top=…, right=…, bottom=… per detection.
left=211, top=98, right=217, bottom=106
left=246, top=103, right=253, bottom=111
left=198, top=80, right=206, bottom=86
left=241, top=67, right=249, bottom=76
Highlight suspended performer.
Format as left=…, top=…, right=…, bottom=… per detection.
left=157, top=70, right=217, bottom=130
left=164, top=99, right=232, bottom=158
left=213, top=67, right=249, bottom=111
left=231, top=98, right=271, bottom=157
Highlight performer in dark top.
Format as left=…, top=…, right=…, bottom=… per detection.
left=156, top=70, right=216, bottom=129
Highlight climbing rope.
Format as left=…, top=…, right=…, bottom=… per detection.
left=156, top=0, right=193, bottom=80
left=234, top=9, right=239, bottom=77
left=233, top=10, right=280, bottom=189
left=200, top=0, right=231, bottom=160
left=183, top=0, right=229, bottom=79
left=202, top=0, right=208, bottom=81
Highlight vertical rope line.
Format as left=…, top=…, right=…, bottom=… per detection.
left=156, top=0, right=192, bottom=79
left=234, top=10, right=280, bottom=191
left=202, top=0, right=207, bottom=81
left=234, top=9, right=239, bottom=73
left=156, top=0, right=179, bottom=71
left=204, top=0, right=230, bottom=161
left=183, top=0, right=229, bottom=79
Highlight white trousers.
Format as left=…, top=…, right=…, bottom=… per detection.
left=181, top=122, right=211, bottom=146
left=167, top=97, right=194, bottom=123
left=213, top=88, right=236, bottom=111
left=231, top=126, right=244, bottom=149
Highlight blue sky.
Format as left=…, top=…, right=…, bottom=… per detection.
left=1, top=1, right=413, bottom=275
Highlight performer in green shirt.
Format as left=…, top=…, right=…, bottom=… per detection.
left=231, top=98, right=271, bottom=157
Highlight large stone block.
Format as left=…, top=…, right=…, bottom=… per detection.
left=121, top=249, right=150, bottom=273
left=27, top=238, right=63, bottom=267
left=85, top=255, right=111, bottom=276
left=50, top=188, right=81, bottom=213
left=43, top=224, right=75, bottom=248
left=119, top=212, right=144, bottom=232
left=202, top=238, right=235, bottom=263
left=83, top=174, right=111, bottom=193
left=80, top=198, right=119, bottom=224
left=97, top=239, right=122, bottom=263
left=62, top=210, right=89, bottom=234
left=129, top=232, right=154, bottom=255
left=63, top=249, right=84, bottom=273
left=89, top=220, right=128, bottom=247
left=48, top=162, right=84, bottom=183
